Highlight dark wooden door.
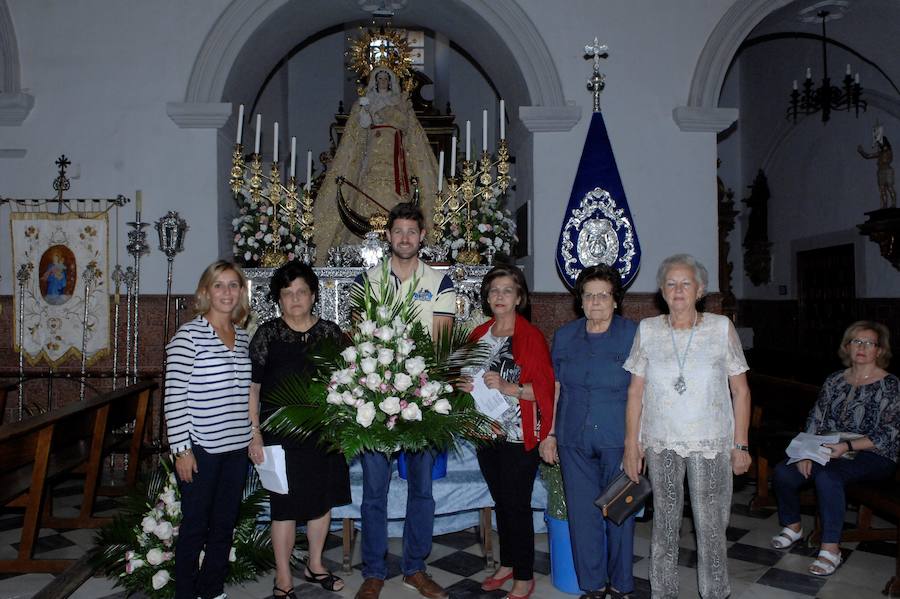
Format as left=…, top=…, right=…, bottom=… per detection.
left=797, top=244, right=855, bottom=365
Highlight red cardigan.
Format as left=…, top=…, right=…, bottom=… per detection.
left=469, top=313, right=555, bottom=451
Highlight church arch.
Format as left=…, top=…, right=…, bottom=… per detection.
left=0, top=0, right=20, bottom=94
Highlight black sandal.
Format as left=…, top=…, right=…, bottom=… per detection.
left=304, top=567, right=344, bottom=592
left=273, top=582, right=298, bottom=598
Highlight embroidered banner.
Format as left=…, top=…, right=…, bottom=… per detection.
left=556, top=111, right=641, bottom=288
left=10, top=212, right=109, bottom=365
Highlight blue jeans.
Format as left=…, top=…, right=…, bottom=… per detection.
left=559, top=444, right=634, bottom=593
left=360, top=450, right=435, bottom=579
left=774, top=451, right=895, bottom=544
left=175, top=446, right=248, bottom=599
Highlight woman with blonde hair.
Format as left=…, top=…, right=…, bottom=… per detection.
left=164, top=260, right=253, bottom=599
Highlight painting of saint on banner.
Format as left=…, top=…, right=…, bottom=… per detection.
left=10, top=213, right=109, bottom=365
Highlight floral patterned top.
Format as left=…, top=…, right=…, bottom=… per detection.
left=623, top=313, right=749, bottom=458
left=806, top=371, right=900, bottom=463
left=474, top=331, right=524, bottom=442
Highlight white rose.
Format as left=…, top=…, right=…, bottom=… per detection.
left=405, top=357, right=426, bottom=377
left=378, top=396, right=401, bottom=415
left=334, top=369, right=354, bottom=385
left=364, top=372, right=382, bottom=390
left=160, top=489, right=176, bottom=506
left=359, top=320, right=377, bottom=336
left=358, top=341, right=376, bottom=356
left=377, top=348, right=394, bottom=365
left=165, top=502, right=180, bottom=517
left=377, top=305, right=391, bottom=321
left=327, top=391, right=344, bottom=405
left=146, top=548, right=165, bottom=566
left=229, top=547, right=237, bottom=562
left=154, top=521, right=174, bottom=541
left=342, top=391, right=357, bottom=405
left=432, top=399, right=452, bottom=414
left=375, top=326, right=395, bottom=342
left=340, top=346, right=358, bottom=363
left=396, top=338, right=415, bottom=357
left=356, top=402, right=376, bottom=428
left=421, top=381, right=443, bottom=398
left=151, top=569, right=171, bottom=590
left=126, top=558, right=144, bottom=573
left=400, top=403, right=423, bottom=421
left=360, top=357, right=378, bottom=375
left=141, top=516, right=157, bottom=534
left=392, top=372, right=413, bottom=392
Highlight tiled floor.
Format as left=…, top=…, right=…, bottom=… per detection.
left=0, top=480, right=896, bottom=598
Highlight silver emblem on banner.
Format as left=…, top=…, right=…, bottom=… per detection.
left=560, top=187, right=636, bottom=282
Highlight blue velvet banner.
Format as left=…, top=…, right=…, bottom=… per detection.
left=555, top=111, right=641, bottom=289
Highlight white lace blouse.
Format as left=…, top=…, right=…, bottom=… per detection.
left=623, top=313, right=748, bottom=458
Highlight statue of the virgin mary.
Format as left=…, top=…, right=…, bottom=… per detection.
left=314, top=66, right=441, bottom=254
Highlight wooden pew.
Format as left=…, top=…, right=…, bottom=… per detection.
left=0, top=380, right=156, bottom=573
left=747, top=373, right=820, bottom=509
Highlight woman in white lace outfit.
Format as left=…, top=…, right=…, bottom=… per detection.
left=622, top=254, right=751, bottom=599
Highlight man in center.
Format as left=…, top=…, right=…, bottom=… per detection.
left=354, top=202, right=456, bottom=599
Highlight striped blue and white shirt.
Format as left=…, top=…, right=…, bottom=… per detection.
left=164, top=315, right=253, bottom=454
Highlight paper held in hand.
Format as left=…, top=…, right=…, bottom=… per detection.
left=469, top=369, right=509, bottom=421
left=785, top=432, right=840, bottom=466
left=255, top=444, right=289, bottom=494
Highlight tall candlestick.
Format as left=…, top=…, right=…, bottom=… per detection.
left=437, top=151, right=444, bottom=192
left=465, top=121, right=471, bottom=162
left=482, top=109, right=488, bottom=153
left=135, top=190, right=142, bottom=216
left=499, top=99, right=505, bottom=140
left=254, top=114, right=261, bottom=154
left=273, top=122, right=279, bottom=162
left=290, top=137, right=297, bottom=178
left=306, top=150, right=312, bottom=191
left=236, top=104, right=244, bottom=144
left=450, top=135, right=457, bottom=177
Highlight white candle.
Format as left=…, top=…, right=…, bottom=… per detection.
left=855, top=73, right=860, bottom=84
left=290, top=137, right=297, bottom=178
left=846, top=63, right=851, bottom=75
left=482, top=109, right=488, bottom=153
left=792, top=79, right=798, bottom=90
left=306, top=150, right=312, bottom=191
left=465, top=121, right=471, bottom=162
left=499, top=99, right=505, bottom=140
left=438, top=151, right=444, bottom=192
left=273, top=122, right=279, bottom=163
left=135, top=190, right=142, bottom=215
left=806, top=67, right=812, bottom=79
left=236, top=104, right=244, bottom=144
left=450, top=135, right=457, bottom=177
left=254, top=114, right=261, bottom=154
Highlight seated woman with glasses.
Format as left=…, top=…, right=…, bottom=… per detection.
left=771, top=320, right=899, bottom=577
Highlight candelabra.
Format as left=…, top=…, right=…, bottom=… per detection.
left=786, top=10, right=866, bottom=124
left=15, top=263, right=33, bottom=420
left=79, top=263, right=101, bottom=402
left=432, top=140, right=511, bottom=265
left=126, top=213, right=150, bottom=384
left=230, top=144, right=316, bottom=267
left=111, top=265, right=124, bottom=390
left=123, top=266, right=136, bottom=386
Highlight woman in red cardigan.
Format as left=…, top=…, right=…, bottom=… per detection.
left=460, top=264, right=555, bottom=599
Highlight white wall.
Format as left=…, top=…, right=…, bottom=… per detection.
left=1, top=0, right=736, bottom=295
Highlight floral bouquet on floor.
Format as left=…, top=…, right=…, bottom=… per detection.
left=265, top=262, right=494, bottom=460
left=93, top=461, right=274, bottom=599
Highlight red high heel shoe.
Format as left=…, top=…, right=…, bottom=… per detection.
left=505, top=579, right=535, bottom=599
left=481, top=570, right=514, bottom=591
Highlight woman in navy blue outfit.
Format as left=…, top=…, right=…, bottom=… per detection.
left=540, top=265, right=637, bottom=599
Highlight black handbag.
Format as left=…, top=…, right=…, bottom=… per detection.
left=594, top=470, right=652, bottom=525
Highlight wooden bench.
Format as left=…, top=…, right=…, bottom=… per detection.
left=0, top=380, right=156, bottom=573
left=747, top=373, right=820, bottom=509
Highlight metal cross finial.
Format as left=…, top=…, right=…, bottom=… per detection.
left=584, top=38, right=608, bottom=112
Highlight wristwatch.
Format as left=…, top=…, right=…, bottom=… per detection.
left=734, top=443, right=750, bottom=452
left=172, top=447, right=192, bottom=460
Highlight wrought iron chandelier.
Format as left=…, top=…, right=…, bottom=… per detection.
left=786, top=10, right=866, bottom=123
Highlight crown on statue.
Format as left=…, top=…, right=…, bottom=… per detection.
left=346, top=26, right=415, bottom=94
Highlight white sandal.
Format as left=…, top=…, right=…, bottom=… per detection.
left=808, top=549, right=842, bottom=576
left=770, top=526, right=803, bottom=549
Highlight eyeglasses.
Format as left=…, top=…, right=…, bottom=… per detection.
left=582, top=291, right=613, bottom=303
left=848, top=338, right=879, bottom=349
left=488, top=287, right=517, bottom=297
left=280, top=288, right=312, bottom=300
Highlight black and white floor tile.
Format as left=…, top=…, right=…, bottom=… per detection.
left=0, top=481, right=896, bottom=598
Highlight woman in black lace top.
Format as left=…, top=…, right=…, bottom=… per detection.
left=248, top=261, right=350, bottom=597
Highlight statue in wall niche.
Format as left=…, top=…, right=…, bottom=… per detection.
left=313, top=66, right=440, bottom=255
left=857, top=125, right=896, bottom=209
left=742, top=169, right=772, bottom=286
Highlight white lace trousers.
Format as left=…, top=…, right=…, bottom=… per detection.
left=645, top=449, right=732, bottom=599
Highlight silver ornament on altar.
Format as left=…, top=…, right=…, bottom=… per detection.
left=559, top=186, right=637, bottom=282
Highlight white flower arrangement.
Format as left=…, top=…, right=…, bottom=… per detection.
left=231, top=197, right=305, bottom=267
left=440, top=186, right=518, bottom=261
